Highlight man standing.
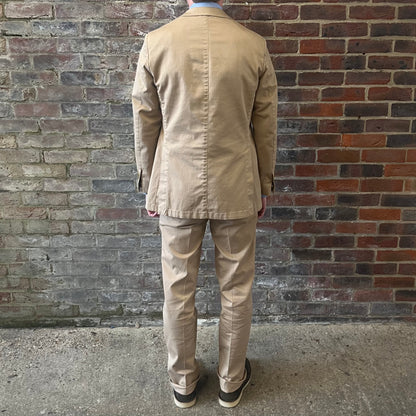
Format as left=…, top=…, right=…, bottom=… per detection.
left=132, top=0, right=277, bottom=408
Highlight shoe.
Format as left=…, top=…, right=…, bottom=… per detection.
left=173, top=388, right=197, bottom=408
left=218, top=358, right=251, bottom=408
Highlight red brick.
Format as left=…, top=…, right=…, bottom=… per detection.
left=266, top=40, right=298, bottom=54
left=14, top=103, right=60, bottom=118
left=278, top=89, right=319, bottom=102
left=297, top=134, right=341, bottom=147
left=369, top=56, right=414, bottom=70
left=300, top=104, right=343, bottom=117
left=301, top=5, right=346, bottom=20
left=398, top=6, right=416, bottom=19
left=315, top=236, right=354, bottom=248
left=319, top=120, right=364, bottom=134
left=293, top=221, right=335, bottom=234
left=56, top=2, right=103, bottom=18
left=407, top=150, right=416, bottom=162
left=362, top=149, right=406, bottom=163
left=353, top=290, right=393, bottom=302
left=360, top=208, right=401, bottom=221
left=244, top=22, right=274, bottom=37
left=299, top=72, right=344, bottom=86
left=256, top=221, right=290, bottom=232
left=394, top=72, right=416, bottom=85
left=375, top=277, right=415, bottom=288
left=294, top=194, right=336, bottom=206
left=350, top=6, right=395, bottom=20
left=300, top=39, right=344, bottom=54
left=395, top=40, right=416, bottom=54
left=273, top=56, right=319, bottom=70
left=296, top=165, right=337, bottom=177
left=361, top=179, right=404, bottom=192
left=320, top=55, right=366, bottom=70
left=358, top=237, right=398, bottom=248
left=322, top=88, right=365, bottom=101
left=377, top=251, right=416, bottom=262
left=318, top=149, right=360, bottom=163
left=346, top=72, right=391, bottom=86
left=275, top=23, right=319, bottom=37
left=317, top=180, right=359, bottom=192
left=336, top=222, right=377, bottom=234
left=399, top=264, right=416, bottom=275
left=385, top=164, right=416, bottom=177
left=366, top=119, right=410, bottom=133
left=278, top=103, right=298, bottom=117
left=268, top=194, right=294, bottom=206
left=342, top=134, right=386, bottom=148
left=334, top=250, right=375, bottom=262
left=404, top=179, right=416, bottom=192
left=348, top=39, right=392, bottom=54
left=323, top=23, right=368, bottom=37
left=368, top=87, right=412, bottom=101
left=371, top=23, right=416, bottom=37
left=251, top=5, right=298, bottom=20
left=5, top=2, right=53, bottom=18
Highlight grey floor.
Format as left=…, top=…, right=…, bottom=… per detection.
left=1, top=322, right=415, bottom=416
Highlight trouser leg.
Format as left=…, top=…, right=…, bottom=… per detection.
left=159, top=215, right=207, bottom=395
left=210, top=215, right=257, bottom=393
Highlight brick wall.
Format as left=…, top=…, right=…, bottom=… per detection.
left=1, top=0, right=415, bottom=327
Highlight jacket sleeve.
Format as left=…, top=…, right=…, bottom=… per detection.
left=132, top=34, right=162, bottom=193
left=251, top=40, right=278, bottom=196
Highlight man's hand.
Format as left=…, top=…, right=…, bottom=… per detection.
left=147, top=209, right=160, bottom=218
left=258, top=196, right=267, bottom=218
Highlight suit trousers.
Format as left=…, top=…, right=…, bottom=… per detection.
left=159, top=214, right=258, bottom=395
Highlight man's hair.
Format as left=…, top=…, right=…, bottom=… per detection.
left=193, top=0, right=219, bottom=2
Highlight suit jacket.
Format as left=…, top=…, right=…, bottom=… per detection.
left=132, top=6, right=277, bottom=220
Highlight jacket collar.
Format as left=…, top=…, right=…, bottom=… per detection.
left=183, top=7, right=231, bottom=19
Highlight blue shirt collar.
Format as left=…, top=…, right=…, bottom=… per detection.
left=190, top=2, right=222, bottom=9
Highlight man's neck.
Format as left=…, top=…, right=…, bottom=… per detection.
left=189, top=2, right=223, bottom=9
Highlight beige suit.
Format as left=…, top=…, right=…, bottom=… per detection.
left=132, top=6, right=277, bottom=220
left=132, top=5, right=277, bottom=397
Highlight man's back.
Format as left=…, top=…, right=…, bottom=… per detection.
left=133, top=6, right=277, bottom=219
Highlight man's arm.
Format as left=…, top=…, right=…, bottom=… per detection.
left=132, top=35, right=162, bottom=194
left=251, top=41, right=278, bottom=197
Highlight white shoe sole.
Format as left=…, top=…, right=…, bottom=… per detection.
left=174, top=396, right=196, bottom=409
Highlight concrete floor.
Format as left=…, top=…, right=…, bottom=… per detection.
left=0, top=322, right=415, bottom=416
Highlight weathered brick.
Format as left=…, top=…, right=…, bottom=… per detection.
left=40, top=120, right=86, bottom=134
left=55, top=2, right=104, bottom=19
left=92, top=180, right=135, bottom=193
left=32, top=21, right=79, bottom=37
left=0, top=121, right=39, bottom=134
left=33, top=55, right=81, bottom=71
left=36, top=86, right=83, bottom=102
left=368, top=87, right=412, bottom=101
left=15, top=103, right=60, bottom=118
left=82, top=21, right=127, bottom=37
left=5, top=3, right=53, bottom=19
left=62, top=103, right=108, bottom=118
left=44, top=150, right=88, bottom=164
left=394, top=72, right=416, bottom=85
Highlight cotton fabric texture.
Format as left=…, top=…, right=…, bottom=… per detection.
left=132, top=7, right=277, bottom=220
